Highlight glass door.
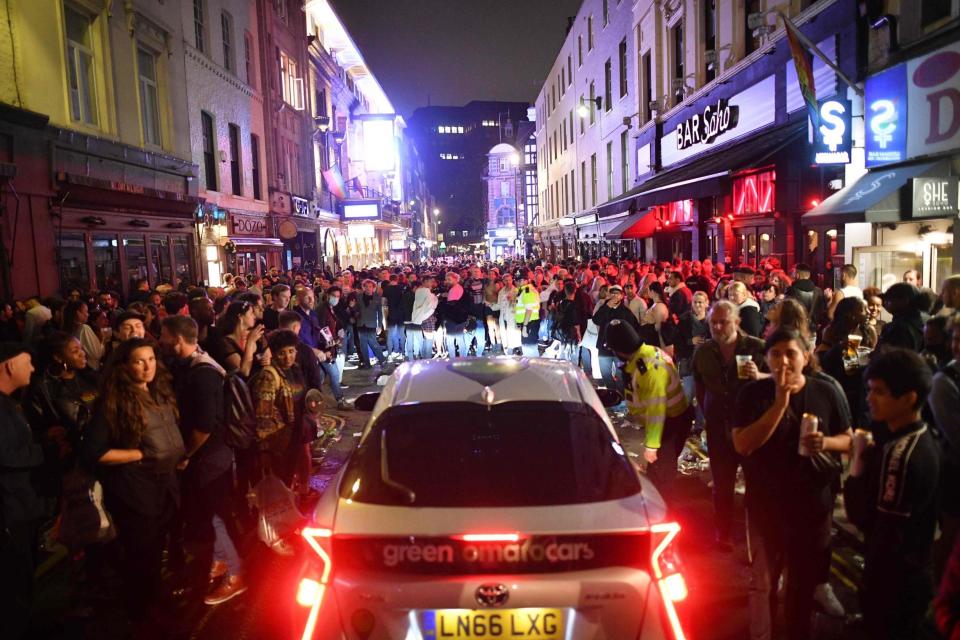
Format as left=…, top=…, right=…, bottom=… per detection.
left=932, top=244, right=954, bottom=292
left=122, top=236, right=148, bottom=295
left=93, top=234, right=121, bottom=293
left=854, top=246, right=924, bottom=292
left=149, top=236, right=172, bottom=286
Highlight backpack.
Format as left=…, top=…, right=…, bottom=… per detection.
left=189, top=351, right=257, bottom=450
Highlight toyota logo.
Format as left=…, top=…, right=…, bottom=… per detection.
left=475, top=583, right=509, bottom=608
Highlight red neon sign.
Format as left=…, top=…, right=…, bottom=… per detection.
left=733, top=170, right=775, bottom=216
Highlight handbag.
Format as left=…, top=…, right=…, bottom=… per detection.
left=580, top=319, right=599, bottom=349
left=56, top=468, right=116, bottom=551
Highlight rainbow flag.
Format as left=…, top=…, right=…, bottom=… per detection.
left=322, top=165, right=347, bottom=199
left=784, top=17, right=818, bottom=130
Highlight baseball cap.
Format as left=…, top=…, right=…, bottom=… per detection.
left=608, top=285, right=624, bottom=293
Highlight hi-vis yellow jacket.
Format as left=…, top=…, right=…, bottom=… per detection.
left=622, top=344, right=688, bottom=449
left=514, top=284, right=540, bottom=324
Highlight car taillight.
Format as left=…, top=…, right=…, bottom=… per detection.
left=452, top=533, right=523, bottom=542
left=650, top=522, right=688, bottom=640
left=298, top=527, right=333, bottom=640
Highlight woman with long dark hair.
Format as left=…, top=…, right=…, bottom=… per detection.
left=82, top=338, right=184, bottom=616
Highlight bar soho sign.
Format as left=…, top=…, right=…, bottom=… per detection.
left=292, top=196, right=311, bottom=217
left=676, top=99, right=740, bottom=150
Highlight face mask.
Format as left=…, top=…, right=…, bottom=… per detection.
left=328, top=296, right=340, bottom=307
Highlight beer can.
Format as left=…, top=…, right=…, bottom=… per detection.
left=798, top=412, right=819, bottom=457
left=850, top=429, right=874, bottom=477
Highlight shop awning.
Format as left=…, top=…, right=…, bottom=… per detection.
left=803, top=161, right=948, bottom=225
left=599, top=122, right=806, bottom=217
left=606, top=209, right=658, bottom=239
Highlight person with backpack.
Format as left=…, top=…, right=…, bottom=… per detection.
left=159, top=316, right=246, bottom=606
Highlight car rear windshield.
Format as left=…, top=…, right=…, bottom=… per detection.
left=339, top=401, right=641, bottom=507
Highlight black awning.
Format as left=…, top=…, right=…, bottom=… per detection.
left=803, top=161, right=948, bottom=225
left=620, top=122, right=807, bottom=210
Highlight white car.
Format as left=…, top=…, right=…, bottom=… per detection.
left=292, top=358, right=689, bottom=640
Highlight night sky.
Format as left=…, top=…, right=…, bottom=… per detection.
left=330, top=0, right=584, bottom=118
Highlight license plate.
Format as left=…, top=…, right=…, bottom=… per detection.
left=421, top=608, right=564, bottom=639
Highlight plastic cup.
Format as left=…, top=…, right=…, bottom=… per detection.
left=736, top=355, right=752, bottom=379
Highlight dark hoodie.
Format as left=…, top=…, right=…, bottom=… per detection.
left=880, top=308, right=924, bottom=352
left=786, top=278, right=826, bottom=329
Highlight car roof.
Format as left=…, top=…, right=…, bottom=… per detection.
left=363, top=357, right=615, bottom=435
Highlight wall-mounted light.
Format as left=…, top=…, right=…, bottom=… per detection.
left=166, top=222, right=186, bottom=229
left=81, top=216, right=106, bottom=226
left=129, top=219, right=150, bottom=227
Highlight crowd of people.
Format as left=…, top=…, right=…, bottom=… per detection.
left=3, top=254, right=960, bottom=638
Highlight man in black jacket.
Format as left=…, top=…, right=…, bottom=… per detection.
left=382, top=274, right=406, bottom=360
left=592, top=285, right=642, bottom=394
left=0, top=344, right=43, bottom=638
left=400, top=274, right=419, bottom=361
left=879, top=283, right=925, bottom=352
left=786, top=263, right=826, bottom=331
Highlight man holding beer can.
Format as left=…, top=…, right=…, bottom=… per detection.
left=733, top=328, right=852, bottom=640
left=844, top=348, right=939, bottom=639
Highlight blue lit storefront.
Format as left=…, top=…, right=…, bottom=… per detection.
left=806, top=36, right=960, bottom=291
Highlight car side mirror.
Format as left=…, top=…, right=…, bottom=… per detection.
left=595, top=387, right=623, bottom=407
left=353, top=392, right=380, bottom=411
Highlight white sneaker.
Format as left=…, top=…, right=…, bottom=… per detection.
left=813, top=582, right=845, bottom=618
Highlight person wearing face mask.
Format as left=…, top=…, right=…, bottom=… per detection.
left=733, top=328, right=851, bottom=640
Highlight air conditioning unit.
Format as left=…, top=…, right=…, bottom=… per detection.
left=747, top=12, right=768, bottom=30
left=705, top=49, right=718, bottom=65
left=648, top=100, right=661, bottom=112
left=671, top=78, right=685, bottom=92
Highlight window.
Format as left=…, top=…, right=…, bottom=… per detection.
left=604, top=59, right=612, bottom=110
left=568, top=110, right=574, bottom=144
left=606, top=142, right=613, bottom=199
left=279, top=50, right=304, bottom=110
left=618, top=39, right=628, bottom=97
left=704, top=0, right=717, bottom=83
left=745, top=0, right=761, bottom=56
left=578, top=35, right=583, bottom=66
left=275, top=0, right=287, bottom=23
left=578, top=93, right=585, bottom=135
left=589, top=81, right=596, bottom=125
left=603, top=0, right=610, bottom=26
left=244, top=31, right=254, bottom=86
left=250, top=133, right=261, bottom=200
left=193, top=0, right=206, bottom=52
left=221, top=11, right=234, bottom=72
left=462, top=230, right=468, bottom=238
left=620, top=131, right=629, bottom=193
left=581, top=161, right=587, bottom=210
left=567, top=55, right=572, bottom=86
left=136, top=48, right=161, bottom=146
left=58, top=232, right=89, bottom=292
left=732, top=170, right=776, bottom=215
left=590, top=153, right=597, bottom=206
left=922, top=0, right=952, bottom=27
left=93, top=234, right=121, bottom=293
left=228, top=123, right=241, bottom=196
left=569, top=169, right=576, bottom=213
left=672, top=21, right=685, bottom=106
left=201, top=111, right=217, bottom=191
left=641, top=51, right=652, bottom=123
left=64, top=6, right=98, bottom=125
left=562, top=174, right=568, bottom=215
left=587, top=15, right=594, bottom=50
left=561, top=119, right=567, bottom=151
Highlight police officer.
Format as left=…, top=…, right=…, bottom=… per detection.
left=515, top=270, right=541, bottom=358
left=606, top=319, right=691, bottom=496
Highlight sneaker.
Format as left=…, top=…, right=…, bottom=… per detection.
left=814, top=582, right=845, bottom=617
left=343, top=362, right=358, bottom=370
left=208, top=560, right=227, bottom=584
left=204, top=575, right=247, bottom=605
left=337, top=399, right=351, bottom=411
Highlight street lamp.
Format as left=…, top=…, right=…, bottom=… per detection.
left=577, top=96, right=603, bottom=118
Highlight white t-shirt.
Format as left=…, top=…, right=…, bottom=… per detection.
left=840, top=285, right=863, bottom=300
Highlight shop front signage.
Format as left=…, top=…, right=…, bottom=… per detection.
left=231, top=215, right=267, bottom=235
left=913, top=176, right=959, bottom=218
left=292, top=196, right=311, bottom=217
left=865, top=64, right=908, bottom=167
left=341, top=199, right=381, bottom=220
left=813, top=99, right=852, bottom=165
left=907, top=42, right=960, bottom=159
left=676, top=99, right=740, bottom=150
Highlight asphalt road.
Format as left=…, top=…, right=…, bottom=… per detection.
left=27, top=357, right=942, bottom=639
